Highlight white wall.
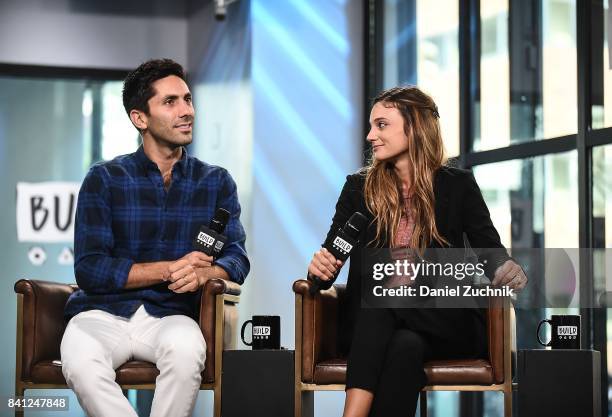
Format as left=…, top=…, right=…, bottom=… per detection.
left=0, top=0, right=188, bottom=69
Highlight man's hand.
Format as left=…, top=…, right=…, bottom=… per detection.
left=166, top=251, right=213, bottom=293
left=179, top=251, right=213, bottom=270
left=491, top=259, right=528, bottom=292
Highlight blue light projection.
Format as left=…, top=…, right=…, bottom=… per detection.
left=251, top=1, right=360, bottom=374
left=384, top=21, right=416, bottom=59
left=192, top=2, right=361, bottom=414
left=253, top=62, right=345, bottom=190
left=252, top=1, right=352, bottom=120
left=286, top=0, right=349, bottom=56
left=253, top=142, right=321, bottom=260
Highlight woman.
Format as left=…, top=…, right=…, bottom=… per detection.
left=307, top=86, right=527, bottom=417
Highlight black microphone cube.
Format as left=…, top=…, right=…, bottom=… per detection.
left=193, top=226, right=227, bottom=256
left=327, top=228, right=358, bottom=262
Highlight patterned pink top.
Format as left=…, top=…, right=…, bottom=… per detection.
left=386, top=189, right=417, bottom=288
left=394, top=193, right=415, bottom=248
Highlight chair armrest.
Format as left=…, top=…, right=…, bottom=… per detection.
left=487, top=296, right=514, bottom=385
left=293, top=279, right=345, bottom=383
left=510, top=304, right=517, bottom=381
left=199, top=278, right=241, bottom=383
left=14, top=279, right=77, bottom=381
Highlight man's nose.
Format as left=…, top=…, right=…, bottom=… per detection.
left=179, top=100, right=194, bottom=118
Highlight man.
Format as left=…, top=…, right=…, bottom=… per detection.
left=61, top=58, right=249, bottom=417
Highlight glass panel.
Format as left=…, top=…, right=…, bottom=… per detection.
left=542, top=0, right=577, bottom=138
left=593, top=145, right=612, bottom=411
left=473, top=151, right=579, bottom=416
left=478, top=0, right=510, bottom=151
left=383, top=0, right=460, bottom=157
left=473, top=151, right=578, bottom=249
left=474, top=0, right=577, bottom=151
left=592, top=0, right=612, bottom=129
left=101, top=81, right=139, bottom=161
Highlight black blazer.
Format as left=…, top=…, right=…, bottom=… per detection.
left=322, top=166, right=512, bottom=352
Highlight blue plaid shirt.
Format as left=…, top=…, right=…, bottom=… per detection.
left=64, top=145, right=249, bottom=320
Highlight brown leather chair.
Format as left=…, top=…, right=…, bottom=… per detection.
left=14, top=278, right=241, bottom=417
left=293, top=279, right=516, bottom=417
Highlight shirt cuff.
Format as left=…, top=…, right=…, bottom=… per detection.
left=112, top=257, right=135, bottom=290
left=214, top=257, right=241, bottom=284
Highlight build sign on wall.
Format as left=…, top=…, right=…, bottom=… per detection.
left=16, top=182, right=79, bottom=242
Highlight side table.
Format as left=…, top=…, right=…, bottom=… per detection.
left=221, top=349, right=313, bottom=417
left=518, top=349, right=601, bottom=417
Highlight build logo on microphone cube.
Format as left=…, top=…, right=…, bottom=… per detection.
left=197, top=231, right=215, bottom=247
left=253, top=326, right=271, bottom=340
left=332, top=236, right=353, bottom=256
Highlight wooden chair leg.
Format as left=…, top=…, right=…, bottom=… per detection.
left=419, top=391, right=427, bottom=417
left=14, top=385, right=24, bottom=417
left=213, top=383, right=221, bottom=417
left=504, top=387, right=512, bottom=417
left=302, top=391, right=313, bottom=417
left=294, top=388, right=314, bottom=417
left=294, top=385, right=301, bottom=417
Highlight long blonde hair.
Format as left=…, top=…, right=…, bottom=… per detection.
left=364, top=86, right=449, bottom=253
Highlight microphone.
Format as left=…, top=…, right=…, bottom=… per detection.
left=308, top=212, right=368, bottom=295
left=193, top=208, right=230, bottom=257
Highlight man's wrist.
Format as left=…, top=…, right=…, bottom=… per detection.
left=196, top=265, right=213, bottom=287
left=214, top=263, right=232, bottom=282
left=160, top=261, right=172, bottom=281
left=196, top=265, right=227, bottom=287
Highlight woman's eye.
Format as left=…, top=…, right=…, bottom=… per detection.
left=377, top=122, right=386, bottom=128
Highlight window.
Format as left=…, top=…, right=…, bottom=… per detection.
left=383, top=0, right=460, bottom=157
left=474, top=0, right=577, bottom=152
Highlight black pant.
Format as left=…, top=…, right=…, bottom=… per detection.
left=345, top=308, right=486, bottom=417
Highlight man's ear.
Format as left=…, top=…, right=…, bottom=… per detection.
left=129, top=109, right=148, bottom=131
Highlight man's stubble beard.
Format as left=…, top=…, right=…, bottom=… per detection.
left=147, top=124, right=193, bottom=149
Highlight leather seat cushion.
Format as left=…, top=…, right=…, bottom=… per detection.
left=312, top=358, right=494, bottom=386
left=29, top=360, right=213, bottom=385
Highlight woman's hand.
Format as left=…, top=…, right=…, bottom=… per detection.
left=308, top=248, right=343, bottom=281
left=492, top=259, right=528, bottom=292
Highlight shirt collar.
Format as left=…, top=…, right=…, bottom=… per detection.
left=135, top=145, right=189, bottom=176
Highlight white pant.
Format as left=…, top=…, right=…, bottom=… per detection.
left=60, top=305, right=206, bottom=417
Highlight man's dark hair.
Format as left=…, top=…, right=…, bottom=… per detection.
left=122, top=58, right=186, bottom=115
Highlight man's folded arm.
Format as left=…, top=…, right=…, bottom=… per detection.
left=211, top=170, right=250, bottom=285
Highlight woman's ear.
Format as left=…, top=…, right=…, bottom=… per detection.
left=129, top=109, right=147, bottom=131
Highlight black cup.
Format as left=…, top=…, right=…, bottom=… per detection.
left=537, top=315, right=581, bottom=349
left=241, top=315, right=281, bottom=350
